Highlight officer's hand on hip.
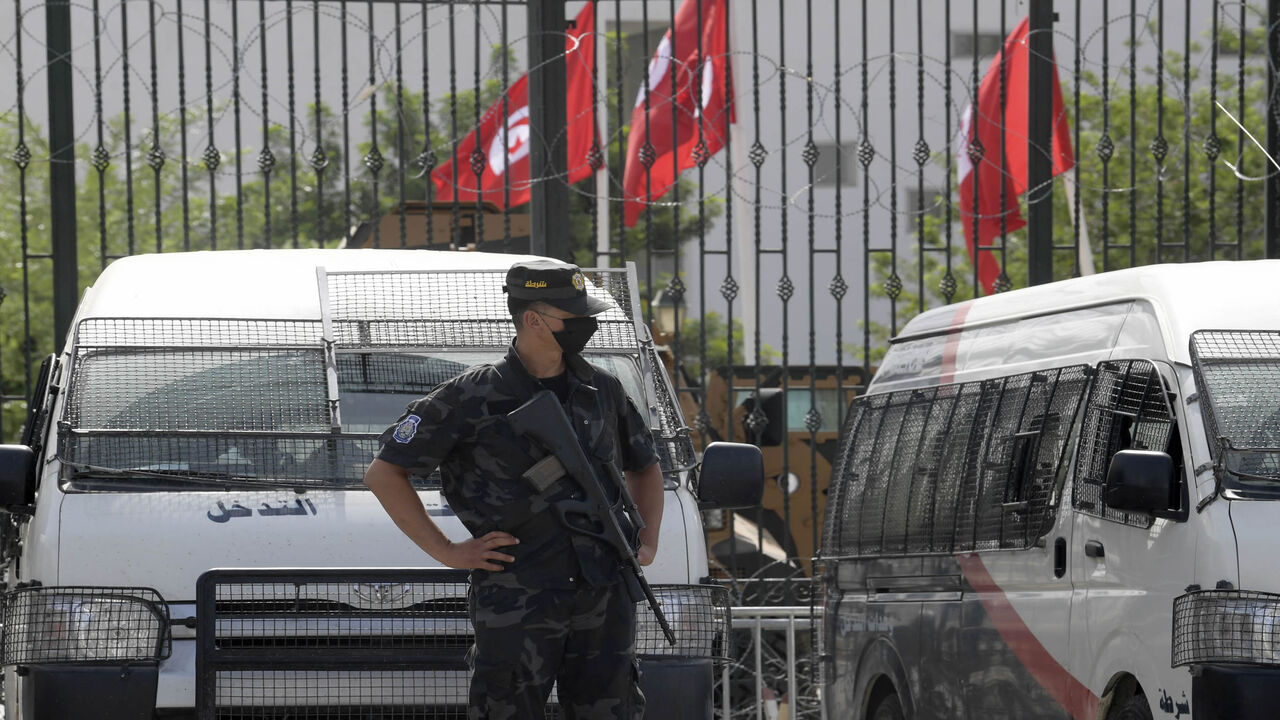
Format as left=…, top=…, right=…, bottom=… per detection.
left=439, top=531, right=520, bottom=570
left=636, top=543, right=657, bottom=566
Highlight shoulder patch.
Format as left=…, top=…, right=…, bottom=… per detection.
left=393, top=414, right=422, bottom=444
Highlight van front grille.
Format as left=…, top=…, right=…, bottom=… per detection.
left=198, top=569, right=499, bottom=719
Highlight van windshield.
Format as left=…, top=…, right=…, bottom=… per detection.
left=60, top=349, right=655, bottom=491
left=336, top=352, right=649, bottom=433
left=1190, top=330, right=1280, bottom=487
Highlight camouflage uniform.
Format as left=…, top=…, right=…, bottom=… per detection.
left=376, top=343, right=659, bottom=720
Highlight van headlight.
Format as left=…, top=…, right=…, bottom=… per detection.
left=635, top=585, right=730, bottom=659
left=1173, top=590, right=1280, bottom=667
left=2, top=587, right=171, bottom=664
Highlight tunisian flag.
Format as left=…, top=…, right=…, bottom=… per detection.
left=621, top=0, right=733, bottom=227
left=956, top=16, right=1074, bottom=293
left=432, top=3, right=596, bottom=207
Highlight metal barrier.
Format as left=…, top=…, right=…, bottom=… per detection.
left=196, top=567, right=478, bottom=719
left=196, top=567, right=732, bottom=719
left=721, top=606, right=822, bottom=720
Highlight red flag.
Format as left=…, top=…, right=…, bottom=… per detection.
left=621, top=0, right=733, bottom=227
left=432, top=3, right=596, bottom=207
left=956, top=17, right=1074, bottom=293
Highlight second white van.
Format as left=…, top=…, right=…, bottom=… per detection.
left=820, top=260, right=1280, bottom=720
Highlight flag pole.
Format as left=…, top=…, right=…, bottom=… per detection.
left=1062, top=174, right=1095, bottom=275
left=593, top=1, right=612, bottom=266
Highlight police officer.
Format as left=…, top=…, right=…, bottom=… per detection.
left=364, top=258, right=663, bottom=720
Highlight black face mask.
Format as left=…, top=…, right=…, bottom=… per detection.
left=550, top=315, right=598, bottom=355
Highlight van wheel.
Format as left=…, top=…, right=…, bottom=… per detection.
left=1113, top=694, right=1153, bottom=720
left=869, top=693, right=905, bottom=720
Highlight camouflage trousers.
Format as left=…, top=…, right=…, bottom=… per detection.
left=467, top=578, right=644, bottom=720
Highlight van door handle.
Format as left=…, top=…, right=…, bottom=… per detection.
left=1084, top=540, right=1105, bottom=558
left=1053, top=537, right=1067, bottom=578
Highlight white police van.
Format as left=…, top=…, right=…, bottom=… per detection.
left=819, top=261, right=1280, bottom=720
left=0, top=248, right=761, bottom=719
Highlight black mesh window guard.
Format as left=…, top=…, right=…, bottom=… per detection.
left=1072, top=359, right=1177, bottom=528
left=1, top=586, right=172, bottom=665
left=1173, top=589, right=1280, bottom=668
left=1191, top=331, right=1280, bottom=491
left=823, top=364, right=1091, bottom=559
left=56, top=267, right=695, bottom=490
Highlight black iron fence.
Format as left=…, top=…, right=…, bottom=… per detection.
left=5, top=0, right=1280, bottom=580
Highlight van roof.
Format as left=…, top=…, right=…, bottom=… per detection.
left=78, top=248, right=548, bottom=321
left=896, top=260, right=1280, bottom=364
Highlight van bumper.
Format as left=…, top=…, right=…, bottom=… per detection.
left=638, top=657, right=714, bottom=720
left=16, top=657, right=710, bottom=718
left=22, top=663, right=157, bottom=720
left=1193, top=664, right=1280, bottom=720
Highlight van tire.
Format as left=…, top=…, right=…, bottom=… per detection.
left=869, top=693, right=905, bottom=720
left=1114, top=693, right=1153, bottom=720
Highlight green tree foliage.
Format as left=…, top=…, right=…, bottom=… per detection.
left=672, top=311, right=744, bottom=380
left=0, top=120, right=53, bottom=438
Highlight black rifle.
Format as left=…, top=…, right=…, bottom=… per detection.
left=507, top=389, right=677, bottom=645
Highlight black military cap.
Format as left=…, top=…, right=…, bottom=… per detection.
left=504, top=259, right=612, bottom=316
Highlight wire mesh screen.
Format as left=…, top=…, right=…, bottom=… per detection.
left=824, top=366, right=1089, bottom=558
left=60, top=433, right=383, bottom=487
left=336, top=353, right=471, bottom=395
left=73, top=319, right=326, bottom=348
left=634, top=585, right=730, bottom=661
left=207, top=577, right=472, bottom=656
left=59, top=305, right=682, bottom=487
left=1191, top=331, right=1280, bottom=482
left=198, top=570, right=713, bottom=719
left=1, top=586, right=171, bottom=665
left=1172, top=590, right=1280, bottom=667
left=810, top=559, right=832, bottom=687
left=1073, top=360, right=1173, bottom=527
left=644, top=343, right=697, bottom=473
left=58, top=318, right=376, bottom=486
left=324, top=269, right=637, bottom=351
left=199, top=569, right=485, bottom=719
left=211, top=670, right=485, bottom=719
left=66, top=348, right=330, bottom=432
left=820, top=404, right=864, bottom=555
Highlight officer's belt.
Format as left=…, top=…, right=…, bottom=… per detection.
left=502, top=499, right=567, bottom=538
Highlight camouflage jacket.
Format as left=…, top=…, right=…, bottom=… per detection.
left=376, top=343, right=659, bottom=589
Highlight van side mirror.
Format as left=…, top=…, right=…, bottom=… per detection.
left=696, top=442, right=764, bottom=510
left=0, top=445, right=35, bottom=511
left=739, top=389, right=785, bottom=446
left=1105, top=450, right=1176, bottom=515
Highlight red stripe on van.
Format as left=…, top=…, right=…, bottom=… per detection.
left=957, top=553, right=1099, bottom=720
left=939, top=302, right=973, bottom=385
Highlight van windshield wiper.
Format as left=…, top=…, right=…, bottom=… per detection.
left=1223, top=447, right=1280, bottom=484
left=64, top=463, right=325, bottom=491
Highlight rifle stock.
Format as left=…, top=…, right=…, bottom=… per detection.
left=507, top=390, right=677, bottom=646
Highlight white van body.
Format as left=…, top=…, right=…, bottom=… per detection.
left=3, top=249, right=736, bottom=719
left=820, top=261, right=1280, bottom=720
